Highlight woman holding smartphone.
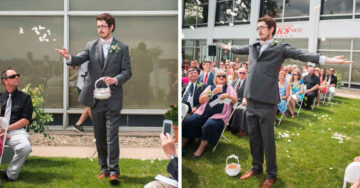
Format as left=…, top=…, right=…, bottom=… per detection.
left=182, top=70, right=237, bottom=158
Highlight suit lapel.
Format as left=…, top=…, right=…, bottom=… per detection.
left=97, top=40, right=105, bottom=68
left=259, top=44, right=275, bottom=59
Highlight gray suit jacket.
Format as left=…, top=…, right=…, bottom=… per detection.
left=231, top=78, right=246, bottom=103
left=231, top=42, right=320, bottom=105
left=67, top=38, right=132, bottom=110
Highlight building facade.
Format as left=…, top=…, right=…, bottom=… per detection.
left=0, top=0, right=178, bottom=128
left=182, top=0, right=360, bottom=88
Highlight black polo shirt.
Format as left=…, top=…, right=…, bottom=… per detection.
left=303, top=74, right=320, bottom=91
left=0, top=89, right=33, bottom=125
left=326, top=74, right=337, bottom=86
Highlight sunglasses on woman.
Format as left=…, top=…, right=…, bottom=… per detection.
left=293, top=74, right=299, bottom=76
left=217, top=75, right=226, bottom=78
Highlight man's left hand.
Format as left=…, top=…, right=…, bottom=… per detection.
left=103, top=77, right=117, bottom=85
left=326, top=56, right=353, bottom=64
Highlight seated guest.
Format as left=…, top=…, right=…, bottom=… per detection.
left=182, top=70, right=237, bottom=158
left=219, top=61, right=225, bottom=70
left=198, top=60, right=215, bottom=86
left=230, top=68, right=247, bottom=136
left=144, top=133, right=178, bottom=188
left=287, top=69, right=304, bottom=118
left=302, top=65, right=309, bottom=77
left=1, top=68, right=33, bottom=181
left=278, top=71, right=290, bottom=114
left=316, top=68, right=327, bottom=106
left=240, top=62, right=248, bottom=70
left=182, top=68, right=207, bottom=117
left=212, top=61, right=218, bottom=73
left=303, top=66, right=320, bottom=109
left=190, top=60, right=199, bottom=68
left=326, top=67, right=337, bottom=102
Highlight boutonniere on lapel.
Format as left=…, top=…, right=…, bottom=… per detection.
left=108, top=44, right=121, bottom=53
left=272, top=39, right=283, bottom=46
left=196, top=82, right=203, bottom=88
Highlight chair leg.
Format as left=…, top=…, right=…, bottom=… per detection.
left=213, top=125, right=230, bottom=152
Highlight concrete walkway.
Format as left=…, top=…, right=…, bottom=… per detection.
left=335, top=88, right=360, bottom=100
left=30, top=146, right=168, bottom=159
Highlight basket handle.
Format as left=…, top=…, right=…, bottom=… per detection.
left=95, top=77, right=110, bottom=89
left=226, top=154, right=239, bottom=166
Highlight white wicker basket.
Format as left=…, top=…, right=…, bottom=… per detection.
left=225, top=154, right=241, bottom=176
left=94, top=77, right=111, bottom=100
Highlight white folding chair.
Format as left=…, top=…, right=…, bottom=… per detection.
left=343, top=162, right=360, bottom=188
left=181, top=103, right=189, bottom=121
left=296, top=85, right=307, bottom=116
left=277, top=98, right=289, bottom=126
left=212, top=102, right=239, bottom=152
left=0, top=117, right=9, bottom=186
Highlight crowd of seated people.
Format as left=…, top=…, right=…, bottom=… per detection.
left=181, top=58, right=340, bottom=156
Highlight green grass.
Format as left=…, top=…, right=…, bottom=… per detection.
left=1, top=157, right=168, bottom=188
left=182, top=97, right=360, bottom=188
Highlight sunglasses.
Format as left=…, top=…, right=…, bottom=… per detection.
left=293, top=74, right=299, bottom=76
left=217, top=75, right=226, bottom=78
left=238, top=72, right=246, bottom=74
left=6, top=73, right=20, bottom=79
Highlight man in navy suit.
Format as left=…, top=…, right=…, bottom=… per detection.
left=198, top=60, right=215, bottom=85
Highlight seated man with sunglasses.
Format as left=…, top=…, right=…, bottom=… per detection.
left=0, top=68, right=33, bottom=181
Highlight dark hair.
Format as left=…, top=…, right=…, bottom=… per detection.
left=187, top=68, right=200, bottom=75
left=96, top=13, right=116, bottom=32
left=1, top=67, right=14, bottom=85
left=258, top=16, right=277, bottom=36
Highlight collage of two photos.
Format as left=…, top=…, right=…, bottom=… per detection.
left=0, top=0, right=359, bottom=187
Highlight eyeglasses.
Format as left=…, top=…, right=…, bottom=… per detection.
left=6, top=73, right=20, bottom=79
left=256, top=26, right=268, bottom=31
left=293, top=74, right=299, bottom=76
left=238, top=72, right=246, bottom=74
left=329, top=70, right=334, bottom=72
left=217, top=75, right=226, bottom=78
left=96, top=25, right=109, bottom=29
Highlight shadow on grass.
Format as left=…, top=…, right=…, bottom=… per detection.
left=25, top=157, right=74, bottom=167
left=1, top=171, right=72, bottom=185
left=182, top=165, right=199, bottom=187
left=120, top=175, right=157, bottom=186
left=183, top=138, right=250, bottom=165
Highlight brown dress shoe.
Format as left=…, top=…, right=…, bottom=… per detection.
left=261, top=178, right=276, bottom=188
left=109, top=175, right=119, bottom=185
left=97, top=173, right=107, bottom=179
left=240, top=170, right=258, bottom=180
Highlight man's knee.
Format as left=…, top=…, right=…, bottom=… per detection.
left=15, top=142, right=31, bottom=155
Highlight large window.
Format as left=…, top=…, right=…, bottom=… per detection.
left=260, top=0, right=309, bottom=22
left=0, top=0, right=63, bottom=11
left=69, top=16, right=178, bottom=109
left=213, top=39, right=248, bottom=63
left=215, top=0, right=251, bottom=26
left=70, top=0, right=176, bottom=11
left=182, top=40, right=207, bottom=62
left=318, top=39, right=352, bottom=85
left=281, top=39, right=309, bottom=68
left=183, top=0, right=209, bottom=28
left=321, top=0, right=355, bottom=20
left=0, top=16, right=64, bottom=108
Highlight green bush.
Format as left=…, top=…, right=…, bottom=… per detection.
left=163, top=104, right=178, bottom=126
left=22, top=84, right=53, bottom=137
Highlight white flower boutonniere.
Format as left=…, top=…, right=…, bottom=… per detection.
left=108, top=44, right=121, bottom=53
left=272, top=39, right=283, bottom=46
left=196, top=82, right=203, bottom=88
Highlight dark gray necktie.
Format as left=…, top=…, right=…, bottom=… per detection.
left=182, top=83, right=194, bottom=103
left=4, top=94, right=12, bottom=123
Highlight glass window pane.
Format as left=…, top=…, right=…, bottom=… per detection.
left=281, top=39, right=308, bottom=49
left=318, top=39, right=351, bottom=50
left=321, top=0, right=353, bottom=15
left=354, top=39, right=360, bottom=50
left=69, top=16, right=177, bottom=109
left=0, top=16, right=64, bottom=108
left=352, top=52, right=360, bottom=83
left=284, top=0, right=309, bottom=17
left=184, top=4, right=198, bottom=26
left=260, top=0, right=283, bottom=19
left=357, top=0, right=360, bottom=13
left=317, top=51, right=351, bottom=83
left=197, top=4, right=209, bottom=25
left=70, top=0, right=177, bottom=11
left=215, top=0, right=251, bottom=25
left=0, top=0, right=63, bottom=11
left=183, top=1, right=209, bottom=27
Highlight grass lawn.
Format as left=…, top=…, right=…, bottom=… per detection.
left=0, top=157, right=168, bottom=187
left=182, top=96, right=360, bottom=188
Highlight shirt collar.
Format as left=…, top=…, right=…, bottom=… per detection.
left=100, top=37, right=113, bottom=45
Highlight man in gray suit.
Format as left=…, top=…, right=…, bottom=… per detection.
left=56, top=13, right=131, bottom=185
left=221, top=16, right=351, bottom=188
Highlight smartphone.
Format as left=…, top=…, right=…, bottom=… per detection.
left=162, top=119, right=173, bottom=136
